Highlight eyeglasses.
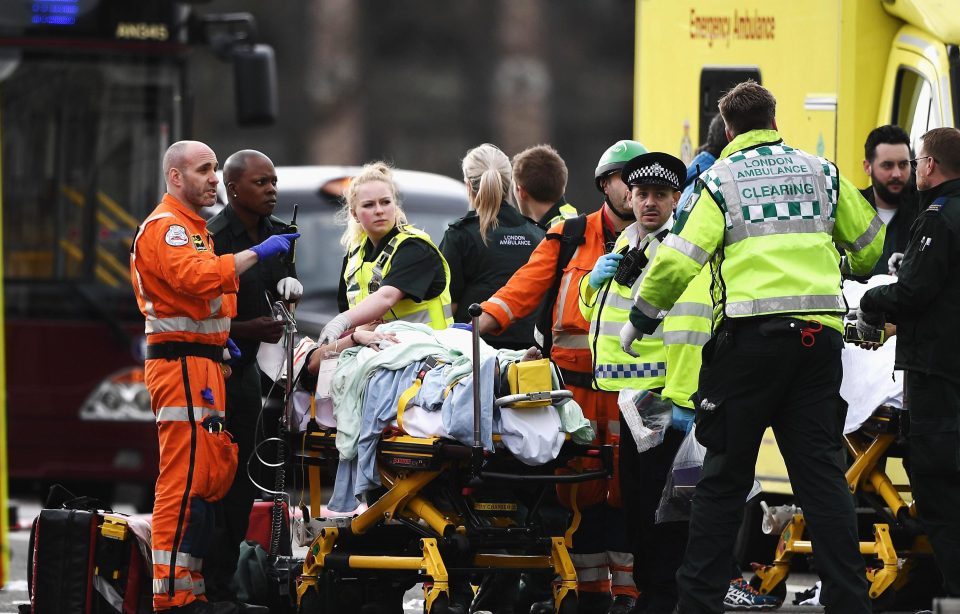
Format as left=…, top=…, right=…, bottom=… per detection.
left=909, top=156, right=935, bottom=169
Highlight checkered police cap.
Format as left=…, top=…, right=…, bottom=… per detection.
left=621, top=152, right=687, bottom=192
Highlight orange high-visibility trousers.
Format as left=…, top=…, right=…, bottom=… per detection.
left=557, top=384, right=637, bottom=599
left=148, top=355, right=237, bottom=611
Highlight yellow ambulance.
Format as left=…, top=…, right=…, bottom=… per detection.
left=634, top=0, right=958, bottom=184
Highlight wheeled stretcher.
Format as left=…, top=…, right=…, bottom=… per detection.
left=288, top=307, right=613, bottom=613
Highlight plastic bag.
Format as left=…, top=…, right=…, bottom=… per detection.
left=617, top=388, right=673, bottom=452
left=655, top=426, right=763, bottom=523
left=655, top=425, right=705, bottom=523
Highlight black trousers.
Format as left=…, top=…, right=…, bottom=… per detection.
left=905, top=371, right=960, bottom=596
left=676, top=320, right=870, bottom=614
left=620, top=417, right=688, bottom=613
left=205, top=360, right=263, bottom=599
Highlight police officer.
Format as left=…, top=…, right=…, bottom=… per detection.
left=859, top=127, right=960, bottom=599
left=580, top=151, right=713, bottom=614
left=130, top=141, right=296, bottom=613
left=620, top=81, right=884, bottom=613
left=440, top=143, right=545, bottom=350
left=205, top=150, right=298, bottom=613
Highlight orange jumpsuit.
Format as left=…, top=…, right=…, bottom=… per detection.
left=130, top=194, right=240, bottom=610
left=481, top=207, right=636, bottom=600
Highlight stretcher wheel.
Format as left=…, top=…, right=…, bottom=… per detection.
left=555, top=593, right=578, bottom=614
left=748, top=575, right=786, bottom=604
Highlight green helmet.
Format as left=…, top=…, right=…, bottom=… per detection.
left=594, top=140, right=648, bottom=191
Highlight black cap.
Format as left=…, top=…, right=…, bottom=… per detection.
left=621, top=152, right=687, bottom=192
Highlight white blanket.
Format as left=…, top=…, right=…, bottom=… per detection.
left=839, top=276, right=903, bottom=434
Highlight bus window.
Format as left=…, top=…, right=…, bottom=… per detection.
left=893, top=67, right=940, bottom=153
left=699, top=67, right=761, bottom=144
left=1, top=56, right=177, bottom=310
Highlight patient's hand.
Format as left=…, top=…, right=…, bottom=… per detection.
left=354, top=329, right=399, bottom=350
left=520, top=346, right=543, bottom=362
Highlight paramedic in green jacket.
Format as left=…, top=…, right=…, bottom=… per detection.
left=620, top=81, right=885, bottom=614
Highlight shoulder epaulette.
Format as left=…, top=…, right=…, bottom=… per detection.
left=925, top=196, right=949, bottom=214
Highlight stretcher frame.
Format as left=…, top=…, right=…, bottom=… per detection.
left=292, top=305, right=614, bottom=614
left=752, top=405, right=932, bottom=602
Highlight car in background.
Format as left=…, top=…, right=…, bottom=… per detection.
left=215, top=165, right=468, bottom=336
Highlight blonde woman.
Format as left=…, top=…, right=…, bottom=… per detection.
left=440, top=143, right=545, bottom=350
left=318, top=162, right=452, bottom=346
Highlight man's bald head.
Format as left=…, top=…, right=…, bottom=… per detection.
left=162, top=140, right=219, bottom=211
left=223, top=149, right=272, bottom=186
left=163, top=141, right=216, bottom=188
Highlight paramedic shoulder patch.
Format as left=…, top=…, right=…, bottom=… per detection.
left=191, top=234, right=207, bottom=251
left=164, top=225, right=189, bottom=246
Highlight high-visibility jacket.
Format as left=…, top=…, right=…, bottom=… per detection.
left=482, top=208, right=610, bottom=376
left=631, top=129, right=884, bottom=336
left=541, top=201, right=579, bottom=231
left=344, top=225, right=453, bottom=330
left=579, top=222, right=713, bottom=405
left=131, top=193, right=238, bottom=346
left=579, top=223, right=668, bottom=392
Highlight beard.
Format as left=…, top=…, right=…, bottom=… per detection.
left=871, top=172, right=905, bottom=207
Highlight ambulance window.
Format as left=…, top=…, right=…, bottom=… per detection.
left=893, top=68, right=939, bottom=153
left=699, top=68, right=761, bottom=144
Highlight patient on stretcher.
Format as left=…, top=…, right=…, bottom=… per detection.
left=277, top=321, right=594, bottom=512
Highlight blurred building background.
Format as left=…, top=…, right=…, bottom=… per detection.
left=191, top=0, right=635, bottom=213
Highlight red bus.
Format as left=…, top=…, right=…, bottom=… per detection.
left=0, top=0, right=276, bottom=509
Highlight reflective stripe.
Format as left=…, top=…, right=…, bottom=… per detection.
left=724, top=294, right=845, bottom=317
left=554, top=270, right=575, bottom=332
left=596, top=320, right=663, bottom=339
left=838, top=214, right=883, bottom=253
left=725, top=218, right=834, bottom=244
left=397, top=310, right=432, bottom=324
left=487, top=297, right=515, bottom=324
left=145, top=316, right=231, bottom=335
left=153, top=576, right=205, bottom=595
left=633, top=295, right=662, bottom=319
left=93, top=576, right=124, bottom=610
left=607, top=420, right=620, bottom=437
left=442, top=303, right=454, bottom=320
left=131, top=212, right=176, bottom=319
left=663, top=330, right=711, bottom=346
left=603, top=291, right=635, bottom=312
left=573, top=566, right=608, bottom=582
left=552, top=331, right=590, bottom=349
left=156, top=406, right=226, bottom=423
left=608, top=551, right=633, bottom=567
left=668, top=301, right=713, bottom=319
left=209, top=296, right=222, bottom=317
left=611, top=570, right=637, bottom=588
left=595, top=362, right=666, bottom=379
left=570, top=552, right=609, bottom=567
left=663, top=233, right=710, bottom=266
left=153, top=549, right=203, bottom=571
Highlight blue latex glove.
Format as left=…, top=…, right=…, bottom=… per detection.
left=250, top=232, right=300, bottom=261
left=671, top=404, right=695, bottom=432
left=450, top=323, right=473, bottom=331
left=223, top=338, right=242, bottom=364
left=588, top=252, right=623, bottom=288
